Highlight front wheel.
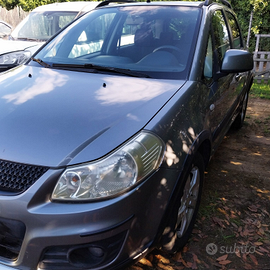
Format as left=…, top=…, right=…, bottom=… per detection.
left=162, top=152, right=204, bottom=253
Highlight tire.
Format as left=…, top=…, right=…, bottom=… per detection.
left=232, top=92, right=248, bottom=129
left=162, top=152, right=204, bottom=253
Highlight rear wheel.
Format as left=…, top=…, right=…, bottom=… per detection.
left=162, top=153, right=204, bottom=253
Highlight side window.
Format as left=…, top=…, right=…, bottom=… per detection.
left=68, top=13, right=116, bottom=58
left=204, top=35, right=213, bottom=78
left=212, top=10, right=230, bottom=66
left=225, top=11, right=242, bottom=49
left=58, top=14, right=77, bottom=29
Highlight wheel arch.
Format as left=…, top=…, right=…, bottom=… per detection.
left=187, top=129, right=212, bottom=169
left=154, top=130, right=212, bottom=250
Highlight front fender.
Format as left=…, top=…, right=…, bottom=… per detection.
left=145, top=81, right=211, bottom=171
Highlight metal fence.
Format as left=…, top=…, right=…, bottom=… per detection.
left=0, top=6, right=28, bottom=28
left=253, top=34, right=270, bottom=84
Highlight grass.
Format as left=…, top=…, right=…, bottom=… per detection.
left=250, top=80, right=270, bottom=99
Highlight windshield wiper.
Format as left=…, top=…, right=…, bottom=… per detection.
left=86, top=63, right=151, bottom=78
left=15, top=37, right=39, bottom=42
left=32, top=57, right=51, bottom=68
left=52, top=63, right=151, bottom=78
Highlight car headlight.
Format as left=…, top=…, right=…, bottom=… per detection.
left=0, top=51, right=31, bottom=66
left=52, top=131, right=165, bottom=201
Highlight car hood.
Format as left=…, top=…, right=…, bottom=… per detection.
left=0, top=39, right=43, bottom=55
left=0, top=65, right=185, bottom=167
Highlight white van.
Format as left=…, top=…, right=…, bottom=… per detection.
left=0, top=1, right=98, bottom=72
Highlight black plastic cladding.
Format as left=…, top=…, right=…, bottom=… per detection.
left=0, top=217, right=26, bottom=260
left=0, top=159, right=49, bottom=193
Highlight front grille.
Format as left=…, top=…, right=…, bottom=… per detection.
left=0, top=160, right=49, bottom=193
left=0, top=217, right=26, bottom=260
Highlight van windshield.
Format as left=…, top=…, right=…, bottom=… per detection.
left=11, top=11, right=78, bottom=41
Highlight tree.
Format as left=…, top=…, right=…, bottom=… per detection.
left=0, top=0, right=20, bottom=10
left=183, top=0, right=269, bottom=51
left=230, top=0, right=270, bottom=51
left=0, top=0, right=96, bottom=11
left=18, top=0, right=77, bottom=12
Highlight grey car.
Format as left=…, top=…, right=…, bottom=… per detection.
left=0, top=0, right=253, bottom=269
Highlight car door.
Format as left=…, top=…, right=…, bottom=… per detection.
left=224, top=10, right=247, bottom=98
left=203, top=9, right=243, bottom=149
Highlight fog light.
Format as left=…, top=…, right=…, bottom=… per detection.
left=39, top=231, right=127, bottom=269
left=88, top=246, right=104, bottom=257
left=69, top=245, right=106, bottom=268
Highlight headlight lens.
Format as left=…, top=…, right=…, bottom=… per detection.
left=0, top=51, right=31, bottom=66
left=52, top=132, right=165, bottom=201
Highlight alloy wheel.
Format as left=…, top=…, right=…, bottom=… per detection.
left=176, top=166, right=200, bottom=238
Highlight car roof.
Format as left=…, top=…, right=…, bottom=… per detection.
left=32, top=1, right=99, bottom=13
left=96, top=1, right=204, bottom=8
left=96, top=0, right=233, bottom=9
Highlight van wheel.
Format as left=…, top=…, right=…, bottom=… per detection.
left=162, top=153, right=204, bottom=253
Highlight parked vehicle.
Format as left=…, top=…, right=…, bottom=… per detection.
left=0, top=0, right=253, bottom=269
left=0, top=20, right=12, bottom=38
left=0, top=1, right=98, bottom=72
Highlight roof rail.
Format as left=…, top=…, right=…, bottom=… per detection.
left=204, top=0, right=232, bottom=9
left=96, top=0, right=136, bottom=8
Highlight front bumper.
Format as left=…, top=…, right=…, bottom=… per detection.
left=0, top=166, right=180, bottom=270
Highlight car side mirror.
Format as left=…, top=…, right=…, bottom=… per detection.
left=221, top=49, right=254, bottom=73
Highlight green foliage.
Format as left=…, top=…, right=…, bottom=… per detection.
left=19, top=0, right=61, bottom=12
left=0, top=0, right=19, bottom=10
left=230, top=0, right=270, bottom=51
left=175, top=0, right=270, bottom=52
left=0, top=0, right=98, bottom=11
left=250, top=81, right=270, bottom=99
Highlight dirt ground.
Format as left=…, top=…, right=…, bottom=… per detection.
left=129, top=97, right=270, bottom=270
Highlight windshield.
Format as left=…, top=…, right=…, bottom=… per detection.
left=33, top=5, right=201, bottom=79
left=11, top=11, right=78, bottom=41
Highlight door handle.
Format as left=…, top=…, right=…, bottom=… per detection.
left=235, top=73, right=241, bottom=81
